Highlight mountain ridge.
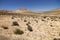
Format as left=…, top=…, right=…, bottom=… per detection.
left=0, top=8, right=60, bottom=16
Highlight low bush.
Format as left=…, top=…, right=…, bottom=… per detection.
left=1, top=26, right=8, bottom=29
left=26, top=24, right=33, bottom=32
left=24, top=20, right=27, bottom=22
left=14, top=29, right=24, bottom=35
left=12, top=21, right=19, bottom=26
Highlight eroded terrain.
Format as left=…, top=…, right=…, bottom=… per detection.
left=0, top=14, right=60, bottom=40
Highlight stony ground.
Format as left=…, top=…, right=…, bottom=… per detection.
left=0, top=15, right=60, bottom=40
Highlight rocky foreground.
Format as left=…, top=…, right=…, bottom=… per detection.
left=0, top=8, right=60, bottom=40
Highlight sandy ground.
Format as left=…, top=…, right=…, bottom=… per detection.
left=0, top=14, right=60, bottom=40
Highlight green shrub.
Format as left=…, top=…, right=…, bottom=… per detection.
left=26, top=24, right=33, bottom=31
left=12, top=21, right=19, bottom=26
left=14, top=29, right=24, bottom=35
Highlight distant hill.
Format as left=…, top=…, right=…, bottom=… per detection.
left=15, top=8, right=33, bottom=13
left=0, top=8, right=60, bottom=16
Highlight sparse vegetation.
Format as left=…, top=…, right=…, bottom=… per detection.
left=12, top=21, right=19, bottom=26
left=53, top=38, right=60, bottom=40
left=1, top=26, right=8, bottom=29
left=50, top=25, right=53, bottom=27
left=35, top=20, right=38, bottom=23
left=53, top=38, right=57, bottom=40
left=51, top=20, right=54, bottom=21
left=41, top=19, right=45, bottom=21
left=59, top=33, right=60, bottom=36
left=43, top=16, right=46, bottom=19
left=47, top=18, right=50, bottom=20
left=59, top=17, right=60, bottom=19
left=28, top=22, right=31, bottom=24
left=26, top=24, right=33, bottom=31
left=24, top=20, right=27, bottom=22
left=14, top=29, right=24, bottom=35
left=12, top=16, right=14, bottom=19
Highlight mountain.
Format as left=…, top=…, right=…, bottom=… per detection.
left=15, top=8, right=33, bottom=13
left=0, top=8, right=60, bottom=16
left=44, top=8, right=60, bottom=13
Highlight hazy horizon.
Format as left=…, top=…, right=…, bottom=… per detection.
left=0, top=0, right=60, bottom=11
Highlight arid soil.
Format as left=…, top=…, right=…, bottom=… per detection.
left=0, top=9, right=60, bottom=40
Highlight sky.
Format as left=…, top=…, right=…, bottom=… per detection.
left=0, top=0, right=60, bottom=11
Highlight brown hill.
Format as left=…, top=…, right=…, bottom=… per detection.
left=43, top=8, right=60, bottom=15
left=0, top=8, right=60, bottom=16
